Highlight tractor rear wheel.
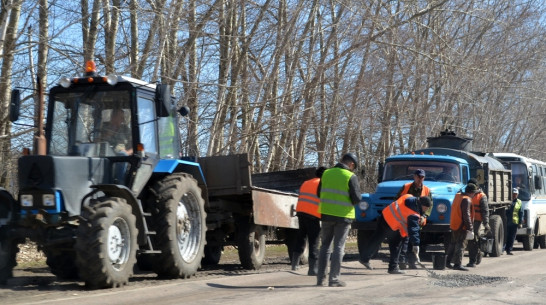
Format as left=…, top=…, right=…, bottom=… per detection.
left=76, top=197, right=138, bottom=288
left=151, top=174, right=207, bottom=278
left=0, top=235, right=18, bottom=285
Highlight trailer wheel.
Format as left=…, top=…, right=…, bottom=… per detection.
left=0, top=236, right=18, bottom=285
left=44, top=248, right=79, bottom=279
left=76, top=197, right=138, bottom=288
left=522, top=234, right=535, bottom=251
left=489, top=215, right=504, bottom=257
left=237, top=221, right=266, bottom=270
left=202, top=245, right=222, bottom=265
left=151, top=174, right=206, bottom=278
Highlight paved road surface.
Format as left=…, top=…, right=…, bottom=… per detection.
left=2, top=244, right=545, bottom=305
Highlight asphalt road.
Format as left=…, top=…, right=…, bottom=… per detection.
left=2, top=241, right=545, bottom=305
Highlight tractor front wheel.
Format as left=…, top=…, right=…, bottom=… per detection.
left=76, top=197, right=138, bottom=288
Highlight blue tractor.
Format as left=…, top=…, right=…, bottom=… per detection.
left=0, top=62, right=207, bottom=288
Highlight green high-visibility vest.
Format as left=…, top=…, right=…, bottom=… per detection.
left=319, top=167, right=355, bottom=218
left=512, top=199, right=522, bottom=224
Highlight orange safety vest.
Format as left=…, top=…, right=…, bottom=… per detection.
left=471, top=192, right=485, bottom=222
left=450, top=193, right=475, bottom=230
left=401, top=182, right=431, bottom=197
left=382, top=194, right=419, bottom=237
left=296, top=178, right=321, bottom=218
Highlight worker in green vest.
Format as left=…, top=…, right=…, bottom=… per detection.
left=504, top=188, right=523, bottom=255
left=316, top=153, right=361, bottom=287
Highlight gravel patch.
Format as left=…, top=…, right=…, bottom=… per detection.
left=428, top=272, right=509, bottom=287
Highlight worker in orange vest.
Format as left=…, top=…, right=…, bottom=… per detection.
left=359, top=194, right=432, bottom=274
left=446, top=183, right=477, bottom=271
left=292, top=166, right=327, bottom=275
left=466, top=178, right=490, bottom=267
left=395, top=169, right=432, bottom=269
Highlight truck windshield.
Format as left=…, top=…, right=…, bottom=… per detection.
left=511, top=162, right=530, bottom=200
left=383, top=161, right=461, bottom=183
left=49, top=90, right=132, bottom=157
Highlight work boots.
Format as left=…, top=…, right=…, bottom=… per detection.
left=291, top=252, right=302, bottom=271
left=307, top=258, right=318, bottom=276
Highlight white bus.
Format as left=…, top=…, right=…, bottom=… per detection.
left=491, top=153, right=546, bottom=250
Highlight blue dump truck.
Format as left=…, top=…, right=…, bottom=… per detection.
left=353, top=131, right=512, bottom=257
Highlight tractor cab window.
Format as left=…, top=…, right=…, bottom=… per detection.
left=137, top=96, right=158, bottom=155
left=48, top=90, right=132, bottom=157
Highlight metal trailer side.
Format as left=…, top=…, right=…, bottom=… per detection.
left=197, top=153, right=315, bottom=269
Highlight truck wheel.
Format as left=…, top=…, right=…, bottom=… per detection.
left=536, top=235, right=546, bottom=249
left=44, top=249, right=79, bottom=279
left=489, top=215, right=504, bottom=257
left=522, top=234, right=535, bottom=251
left=357, top=230, right=377, bottom=259
left=237, top=221, right=266, bottom=270
left=151, top=174, right=206, bottom=278
left=0, top=237, right=18, bottom=285
left=76, top=197, right=138, bottom=288
left=202, top=245, right=222, bottom=265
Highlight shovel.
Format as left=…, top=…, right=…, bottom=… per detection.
left=416, top=260, right=436, bottom=276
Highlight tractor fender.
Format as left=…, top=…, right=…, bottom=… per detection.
left=154, top=159, right=206, bottom=186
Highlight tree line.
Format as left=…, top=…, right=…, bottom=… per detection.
left=0, top=0, right=545, bottom=192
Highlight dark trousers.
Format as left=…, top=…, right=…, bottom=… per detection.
left=446, top=230, right=467, bottom=266
left=361, top=215, right=404, bottom=271
left=400, top=237, right=418, bottom=265
left=505, top=223, right=518, bottom=253
left=467, top=221, right=484, bottom=263
left=295, top=214, right=321, bottom=261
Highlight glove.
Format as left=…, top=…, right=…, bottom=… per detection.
left=518, top=224, right=523, bottom=228
left=484, top=223, right=491, bottom=232
left=412, top=246, right=420, bottom=263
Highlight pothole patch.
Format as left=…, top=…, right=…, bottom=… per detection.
left=428, top=272, right=509, bottom=287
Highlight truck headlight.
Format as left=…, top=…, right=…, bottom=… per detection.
left=436, top=203, right=447, bottom=213
left=359, top=201, right=369, bottom=211
left=43, top=194, right=55, bottom=207
left=21, top=194, right=33, bottom=207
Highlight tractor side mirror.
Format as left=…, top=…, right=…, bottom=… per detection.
left=9, top=89, right=20, bottom=122
left=155, top=84, right=171, bottom=117
left=178, top=106, right=190, bottom=117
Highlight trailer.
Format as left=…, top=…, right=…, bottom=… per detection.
left=198, top=154, right=314, bottom=269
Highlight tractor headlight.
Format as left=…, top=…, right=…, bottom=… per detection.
left=43, top=194, right=55, bottom=207
left=436, top=203, right=447, bottom=213
left=359, top=201, right=369, bottom=211
left=21, top=194, right=33, bottom=207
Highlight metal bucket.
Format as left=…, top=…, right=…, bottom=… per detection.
left=432, top=253, right=447, bottom=270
